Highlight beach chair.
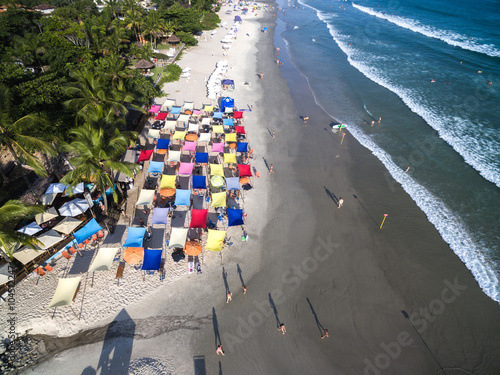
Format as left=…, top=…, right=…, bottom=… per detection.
left=62, top=251, right=71, bottom=260
left=44, top=264, right=53, bottom=272
left=92, top=234, right=98, bottom=241
left=116, top=261, right=125, bottom=285
left=35, top=267, right=45, bottom=276
left=84, top=239, right=90, bottom=245
left=69, top=247, right=77, bottom=255
left=78, top=243, right=85, bottom=249
left=97, top=230, right=104, bottom=238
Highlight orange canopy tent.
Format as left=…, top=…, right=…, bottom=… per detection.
left=184, top=241, right=202, bottom=256
left=124, top=247, right=144, bottom=264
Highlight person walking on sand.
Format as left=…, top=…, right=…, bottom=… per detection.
left=243, top=285, right=247, bottom=294
left=216, top=345, right=225, bottom=356
left=269, top=164, right=274, bottom=174
left=405, top=165, right=410, bottom=173
left=278, top=323, right=286, bottom=335
left=338, top=198, right=344, bottom=208
left=303, top=117, right=309, bottom=127
left=226, top=291, right=232, bottom=303
left=272, top=130, right=275, bottom=139
left=259, top=72, right=264, bottom=80
left=321, top=329, right=329, bottom=339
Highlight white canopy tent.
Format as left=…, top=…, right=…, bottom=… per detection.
left=167, top=151, right=181, bottom=162
left=47, top=276, right=82, bottom=319
left=35, top=207, right=59, bottom=225
left=17, top=222, right=43, bottom=236
left=88, top=247, right=119, bottom=272
left=58, top=199, right=89, bottom=217
left=52, top=217, right=83, bottom=235
left=136, top=189, right=155, bottom=206
left=169, top=228, right=188, bottom=248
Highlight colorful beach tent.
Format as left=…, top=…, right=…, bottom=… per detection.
left=236, top=142, right=248, bottom=152
left=210, top=164, right=224, bottom=176
left=179, top=162, right=194, bottom=175
left=192, top=175, right=207, bottom=189
left=124, top=247, right=144, bottom=264
left=148, top=129, right=160, bottom=139
left=223, top=118, right=234, bottom=126
left=235, top=126, right=245, bottom=134
left=228, top=209, right=244, bottom=226
left=73, top=218, right=102, bottom=244
left=52, top=217, right=83, bottom=235
left=59, top=198, right=89, bottom=217
left=163, top=98, right=176, bottom=109
left=224, top=153, right=237, bottom=164
left=149, top=105, right=161, bottom=113
left=212, top=143, right=224, bottom=153
left=211, top=176, right=225, bottom=188
left=213, top=112, right=223, bottom=119
left=192, top=110, right=202, bottom=117
left=173, top=131, right=187, bottom=140
left=165, top=120, right=177, bottom=130
left=142, top=249, right=162, bottom=271
left=226, top=177, right=240, bottom=190
left=225, top=133, right=237, bottom=143
left=123, top=227, right=146, bottom=248
left=203, top=105, right=214, bottom=112
left=136, top=189, right=155, bottom=206
left=177, top=114, right=190, bottom=123
left=184, top=241, right=202, bottom=256
left=201, top=118, right=211, bottom=125
left=170, top=106, right=182, bottom=114
left=206, top=229, right=226, bottom=252
left=157, top=139, right=170, bottom=150
left=35, top=207, right=59, bottom=225
left=88, top=247, right=119, bottom=272
left=47, top=277, right=81, bottom=308
left=212, top=125, right=224, bottom=134
left=184, top=102, right=194, bottom=110
left=238, top=164, right=253, bottom=177
left=151, top=207, right=170, bottom=224
left=45, top=183, right=67, bottom=195
left=234, top=111, right=243, bottom=119
left=195, top=153, right=209, bottom=163
left=17, top=222, right=43, bottom=236
left=199, top=133, right=211, bottom=142
left=183, top=141, right=197, bottom=151
left=174, top=189, right=191, bottom=206
left=190, top=209, right=208, bottom=228
left=138, top=149, right=154, bottom=162
left=167, top=150, right=181, bottom=162
left=211, top=192, right=226, bottom=207
left=160, top=175, right=176, bottom=189
left=147, top=161, right=164, bottom=174
left=169, top=228, right=188, bottom=248
left=156, top=112, right=168, bottom=120
left=220, top=97, right=234, bottom=112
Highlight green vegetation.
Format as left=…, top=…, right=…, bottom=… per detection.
left=157, top=63, right=182, bottom=87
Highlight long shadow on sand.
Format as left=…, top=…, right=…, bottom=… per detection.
left=237, top=264, right=245, bottom=287
left=324, top=186, right=339, bottom=206
left=212, top=307, right=221, bottom=348
left=222, top=267, right=229, bottom=294
left=352, top=194, right=378, bottom=226
left=307, top=298, right=325, bottom=338
left=262, top=157, right=270, bottom=171
left=269, top=293, right=281, bottom=328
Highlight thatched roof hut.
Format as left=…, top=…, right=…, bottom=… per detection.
left=166, top=35, right=181, bottom=45
left=133, top=59, right=155, bottom=69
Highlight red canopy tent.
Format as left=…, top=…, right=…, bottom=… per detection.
left=234, top=111, right=243, bottom=119
left=237, top=164, right=252, bottom=177
left=156, top=112, right=168, bottom=120
left=138, top=149, right=154, bottom=162
left=189, top=209, right=208, bottom=228
left=235, top=126, right=245, bottom=134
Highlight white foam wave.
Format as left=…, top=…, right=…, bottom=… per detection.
left=352, top=3, right=500, bottom=58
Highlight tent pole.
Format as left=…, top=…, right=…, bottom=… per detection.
left=220, top=249, right=223, bottom=265
left=70, top=306, right=80, bottom=320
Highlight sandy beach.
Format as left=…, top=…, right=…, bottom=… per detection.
left=3, top=1, right=500, bottom=374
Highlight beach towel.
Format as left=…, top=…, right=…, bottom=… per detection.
left=195, top=257, right=202, bottom=274
left=188, top=256, right=194, bottom=274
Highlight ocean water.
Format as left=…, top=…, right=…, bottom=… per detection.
left=276, top=0, right=500, bottom=302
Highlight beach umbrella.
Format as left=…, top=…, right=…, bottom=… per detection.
left=184, top=241, right=202, bottom=256
left=211, top=176, right=225, bottom=188
left=52, top=217, right=82, bottom=235
left=124, top=247, right=144, bottom=265
left=0, top=264, right=11, bottom=286
left=45, top=183, right=67, bottom=195
left=58, top=199, right=89, bottom=217
left=17, top=222, right=43, bottom=236
left=35, top=207, right=59, bottom=225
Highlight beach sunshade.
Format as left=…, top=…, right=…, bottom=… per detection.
left=174, top=189, right=191, bottom=206
left=147, top=161, right=164, bottom=174
left=236, top=142, right=248, bottom=153
left=36, top=229, right=65, bottom=250
left=224, top=153, right=237, bottom=164
left=17, top=222, right=43, bottom=236
left=149, top=105, right=161, bottom=113
left=203, top=105, right=214, bottom=112
left=157, top=139, right=170, bottom=150
left=212, top=125, right=224, bottom=134
left=0, top=264, right=11, bottom=286
left=170, top=228, right=188, bottom=248
left=35, top=207, right=59, bottom=225
left=40, top=193, right=58, bottom=205
left=201, top=118, right=211, bottom=125
left=159, top=188, right=176, bottom=197
left=213, top=112, right=223, bottom=119
left=199, top=133, right=211, bottom=143
left=163, top=98, right=176, bottom=109
left=193, top=110, right=203, bottom=117
left=52, top=217, right=82, bottom=235
left=165, top=120, right=177, bottom=130
left=195, top=153, right=209, bottom=164
left=184, top=102, right=194, bottom=110
left=226, top=177, right=240, bottom=190
left=224, top=107, right=234, bottom=113
left=59, top=198, right=89, bottom=217
left=210, top=164, right=224, bottom=176
left=170, top=106, right=182, bottom=115
left=64, top=182, right=84, bottom=196
left=45, top=183, right=67, bottom=195
left=156, top=112, right=168, bottom=120
left=151, top=207, right=170, bottom=225
left=73, top=218, right=102, bottom=244
left=13, top=247, right=46, bottom=265
left=160, top=175, right=176, bottom=189
left=211, top=192, right=226, bottom=207
left=167, top=150, right=181, bottom=162
left=88, top=247, right=119, bottom=272
left=212, top=143, right=224, bottom=153
left=148, top=129, right=160, bottom=139
left=223, top=118, right=234, bottom=126
left=225, top=133, right=237, bottom=143
left=179, top=162, right=194, bottom=175
left=184, top=241, right=202, bottom=256
left=136, top=189, right=155, bottom=206
left=177, top=114, right=190, bottom=123
left=228, top=209, right=244, bottom=226
left=234, top=111, right=243, bottom=119
left=138, top=149, right=154, bottom=162
left=190, top=209, right=208, bottom=228
left=172, top=131, right=187, bottom=140
left=206, top=229, right=226, bottom=252
left=184, top=141, right=197, bottom=151
left=186, top=134, right=198, bottom=142
left=188, top=123, right=199, bottom=133
left=47, top=277, right=81, bottom=308
left=142, top=249, right=162, bottom=271
left=192, top=175, right=207, bottom=189
left=124, top=247, right=144, bottom=265
left=134, top=58, right=154, bottom=69
left=238, top=164, right=253, bottom=177
left=123, top=227, right=147, bottom=248
left=235, top=126, right=246, bottom=134
left=211, top=176, right=225, bottom=188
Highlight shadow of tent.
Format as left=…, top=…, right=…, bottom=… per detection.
left=96, top=309, right=135, bottom=374
left=193, top=355, right=207, bottom=375
left=81, top=366, right=96, bottom=375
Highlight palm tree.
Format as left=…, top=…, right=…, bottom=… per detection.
left=98, top=54, right=132, bottom=85
left=102, top=27, right=130, bottom=56
left=142, top=11, right=163, bottom=48
left=0, top=85, right=56, bottom=187
left=59, top=123, right=139, bottom=210
left=0, top=200, right=45, bottom=260
left=124, top=3, right=143, bottom=42
left=14, top=34, right=45, bottom=70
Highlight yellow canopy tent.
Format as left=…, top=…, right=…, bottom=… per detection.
left=210, top=164, right=224, bottom=176
left=212, top=125, right=224, bottom=134
left=206, top=230, right=226, bottom=251
left=225, top=133, right=237, bottom=143
left=211, top=192, right=226, bottom=207
left=172, top=131, right=187, bottom=140
left=224, top=153, right=237, bottom=164
left=160, top=175, right=177, bottom=189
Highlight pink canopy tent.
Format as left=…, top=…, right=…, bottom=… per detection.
left=138, top=149, right=154, bottom=162
left=238, top=164, right=252, bottom=177
left=149, top=105, right=161, bottom=113
left=183, top=141, right=197, bottom=151
left=178, top=162, right=194, bottom=175
left=189, top=209, right=208, bottom=228
left=235, top=126, right=245, bottom=134
left=212, top=143, right=224, bottom=153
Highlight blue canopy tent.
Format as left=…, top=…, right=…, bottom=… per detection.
left=156, top=139, right=170, bottom=150
left=222, top=79, right=235, bottom=91
left=142, top=249, right=162, bottom=271
left=228, top=209, right=244, bottom=227
left=151, top=208, right=169, bottom=224
left=234, top=15, right=242, bottom=22
left=123, top=227, right=147, bottom=247
left=220, top=97, right=234, bottom=112
left=222, top=118, right=234, bottom=126
left=226, top=177, right=240, bottom=190
left=174, top=189, right=191, bottom=206
left=192, top=175, right=207, bottom=189
left=236, top=142, right=248, bottom=153
left=147, top=161, right=164, bottom=174
left=213, top=112, right=223, bottom=119
left=73, top=218, right=102, bottom=244
left=195, top=152, right=209, bottom=164
left=170, top=106, right=182, bottom=114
